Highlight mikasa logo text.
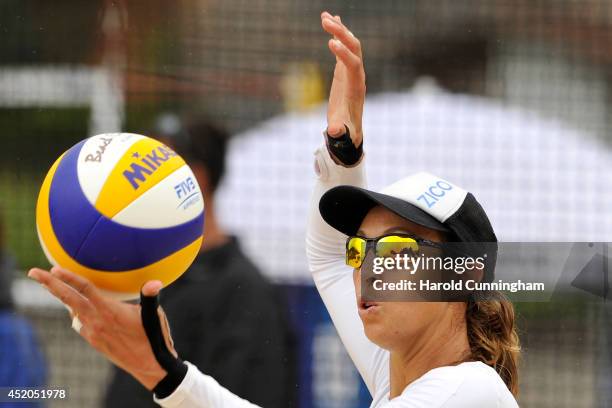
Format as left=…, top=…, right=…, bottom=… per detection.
left=123, top=146, right=178, bottom=189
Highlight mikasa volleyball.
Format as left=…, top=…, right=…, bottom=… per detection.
left=36, top=133, right=205, bottom=299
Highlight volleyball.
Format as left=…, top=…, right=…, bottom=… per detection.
left=36, top=133, right=205, bottom=299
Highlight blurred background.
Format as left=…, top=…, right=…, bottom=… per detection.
left=1, top=0, right=612, bottom=407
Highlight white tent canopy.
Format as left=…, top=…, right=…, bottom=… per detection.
left=217, top=82, right=612, bottom=282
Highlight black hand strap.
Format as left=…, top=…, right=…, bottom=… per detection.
left=141, top=290, right=188, bottom=398
left=326, top=125, right=363, bottom=166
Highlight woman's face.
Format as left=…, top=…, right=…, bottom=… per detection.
left=353, top=205, right=461, bottom=351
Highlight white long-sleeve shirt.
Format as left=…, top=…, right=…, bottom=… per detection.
left=155, top=145, right=519, bottom=408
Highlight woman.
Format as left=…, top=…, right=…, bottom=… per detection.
left=28, top=11, right=520, bottom=407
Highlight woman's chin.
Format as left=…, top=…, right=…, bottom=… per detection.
left=363, top=322, right=391, bottom=349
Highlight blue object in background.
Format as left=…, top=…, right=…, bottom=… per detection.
left=281, top=284, right=371, bottom=408
left=0, top=311, right=47, bottom=408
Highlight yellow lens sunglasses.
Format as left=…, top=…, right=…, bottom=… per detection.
left=345, top=234, right=442, bottom=269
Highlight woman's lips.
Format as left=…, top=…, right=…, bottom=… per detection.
left=358, top=299, right=380, bottom=317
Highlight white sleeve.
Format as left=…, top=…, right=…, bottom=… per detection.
left=306, top=145, right=389, bottom=397
left=154, top=362, right=261, bottom=408
left=379, top=363, right=519, bottom=408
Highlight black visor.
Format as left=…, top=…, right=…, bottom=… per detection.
left=319, top=185, right=450, bottom=236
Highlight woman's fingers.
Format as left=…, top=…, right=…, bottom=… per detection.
left=321, top=12, right=365, bottom=93
left=327, top=122, right=346, bottom=137
left=28, top=268, right=91, bottom=318
left=328, top=39, right=363, bottom=78
left=142, top=280, right=172, bottom=353
left=142, top=280, right=163, bottom=297
left=50, top=266, right=106, bottom=308
left=29, top=268, right=167, bottom=390
left=321, top=14, right=362, bottom=57
left=322, top=11, right=366, bottom=147
left=158, top=307, right=178, bottom=358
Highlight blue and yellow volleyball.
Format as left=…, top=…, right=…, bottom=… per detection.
left=36, top=133, right=205, bottom=299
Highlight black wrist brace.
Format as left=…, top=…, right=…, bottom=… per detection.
left=140, top=291, right=188, bottom=399
left=326, top=125, right=363, bottom=166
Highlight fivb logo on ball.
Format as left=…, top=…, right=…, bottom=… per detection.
left=37, top=133, right=205, bottom=299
